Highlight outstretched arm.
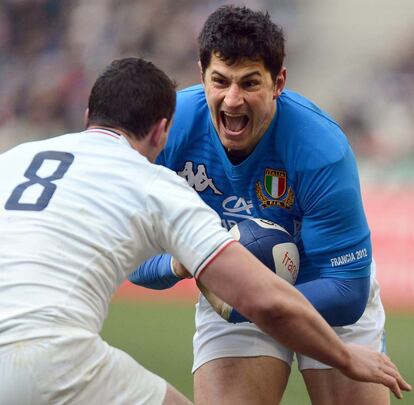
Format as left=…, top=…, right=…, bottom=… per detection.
left=198, top=241, right=411, bottom=399
left=128, top=254, right=191, bottom=289
left=210, top=276, right=371, bottom=326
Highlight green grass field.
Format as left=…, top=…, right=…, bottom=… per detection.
left=102, top=300, right=414, bottom=404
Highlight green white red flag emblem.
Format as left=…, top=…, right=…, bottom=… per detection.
left=264, top=169, right=286, bottom=199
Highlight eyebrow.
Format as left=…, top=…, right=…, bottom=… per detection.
left=210, top=70, right=262, bottom=80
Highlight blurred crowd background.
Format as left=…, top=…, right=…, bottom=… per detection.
left=1, top=0, right=414, bottom=184
left=1, top=0, right=414, bottom=314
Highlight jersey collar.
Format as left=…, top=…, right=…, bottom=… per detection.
left=84, top=127, right=133, bottom=149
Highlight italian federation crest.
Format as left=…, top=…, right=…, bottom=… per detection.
left=265, top=169, right=286, bottom=198
left=256, top=169, right=294, bottom=209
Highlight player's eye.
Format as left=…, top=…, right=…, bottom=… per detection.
left=243, top=80, right=260, bottom=89
left=211, top=76, right=227, bottom=87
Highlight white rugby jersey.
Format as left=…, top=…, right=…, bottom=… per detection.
left=0, top=128, right=233, bottom=344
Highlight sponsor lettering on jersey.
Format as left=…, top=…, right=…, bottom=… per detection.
left=177, top=161, right=223, bottom=195
left=221, top=196, right=254, bottom=229
left=256, top=168, right=294, bottom=209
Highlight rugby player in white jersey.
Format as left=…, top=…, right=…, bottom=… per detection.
left=0, top=57, right=410, bottom=404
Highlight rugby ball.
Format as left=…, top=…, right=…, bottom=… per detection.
left=229, top=218, right=299, bottom=284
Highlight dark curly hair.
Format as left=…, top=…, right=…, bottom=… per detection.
left=87, top=57, right=176, bottom=140
left=198, top=5, right=285, bottom=81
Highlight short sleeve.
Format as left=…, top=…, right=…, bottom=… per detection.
left=146, top=166, right=234, bottom=277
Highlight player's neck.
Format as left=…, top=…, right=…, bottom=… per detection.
left=88, top=125, right=126, bottom=138
left=225, top=148, right=250, bottom=165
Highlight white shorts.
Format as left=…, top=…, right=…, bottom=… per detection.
left=193, top=262, right=386, bottom=372
left=0, top=328, right=167, bottom=405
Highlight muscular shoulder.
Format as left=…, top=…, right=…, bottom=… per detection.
left=277, top=90, right=351, bottom=172
left=160, top=84, right=211, bottom=166
left=173, top=84, right=210, bottom=133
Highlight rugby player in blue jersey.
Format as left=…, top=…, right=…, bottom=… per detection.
left=130, top=5, right=401, bottom=404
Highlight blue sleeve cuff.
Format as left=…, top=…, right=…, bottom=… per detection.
left=128, top=254, right=182, bottom=290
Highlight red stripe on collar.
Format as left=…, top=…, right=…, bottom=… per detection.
left=85, top=128, right=122, bottom=139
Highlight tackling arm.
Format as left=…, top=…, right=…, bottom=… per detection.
left=215, top=276, right=371, bottom=326
left=198, top=241, right=411, bottom=399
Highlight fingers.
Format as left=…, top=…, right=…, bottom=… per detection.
left=384, top=374, right=402, bottom=399
left=380, top=364, right=402, bottom=399
left=380, top=354, right=412, bottom=399
left=346, top=346, right=412, bottom=399
left=196, top=280, right=233, bottom=320
left=382, top=354, right=412, bottom=391
left=397, top=375, right=412, bottom=392
left=171, top=258, right=192, bottom=278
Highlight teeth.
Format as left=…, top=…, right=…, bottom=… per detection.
left=224, top=112, right=245, bottom=118
left=222, top=112, right=248, bottom=132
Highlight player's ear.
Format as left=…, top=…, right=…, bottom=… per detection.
left=198, top=61, right=205, bottom=83
left=273, top=67, right=287, bottom=100
left=149, top=118, right=168, bottom=148
left=84, top=108, right=89, bottom=128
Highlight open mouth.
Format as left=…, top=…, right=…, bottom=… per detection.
left=220, top=111, right=249, bottom=134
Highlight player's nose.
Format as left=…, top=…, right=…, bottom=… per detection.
left=223, top=84, right=244, bottom=108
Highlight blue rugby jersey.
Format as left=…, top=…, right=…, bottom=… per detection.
left=158, top=84, right=372, bottom=284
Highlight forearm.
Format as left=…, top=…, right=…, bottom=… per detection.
left=198, top=242, right=412, bottom=396
left=223, top=275, right=371, bottom=325
left=198, top=242, right=352, bottom=372
left=251, top=283, right=352, bottom=370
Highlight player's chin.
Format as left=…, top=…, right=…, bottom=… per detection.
left=219, top=131, right=250, bottom=154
